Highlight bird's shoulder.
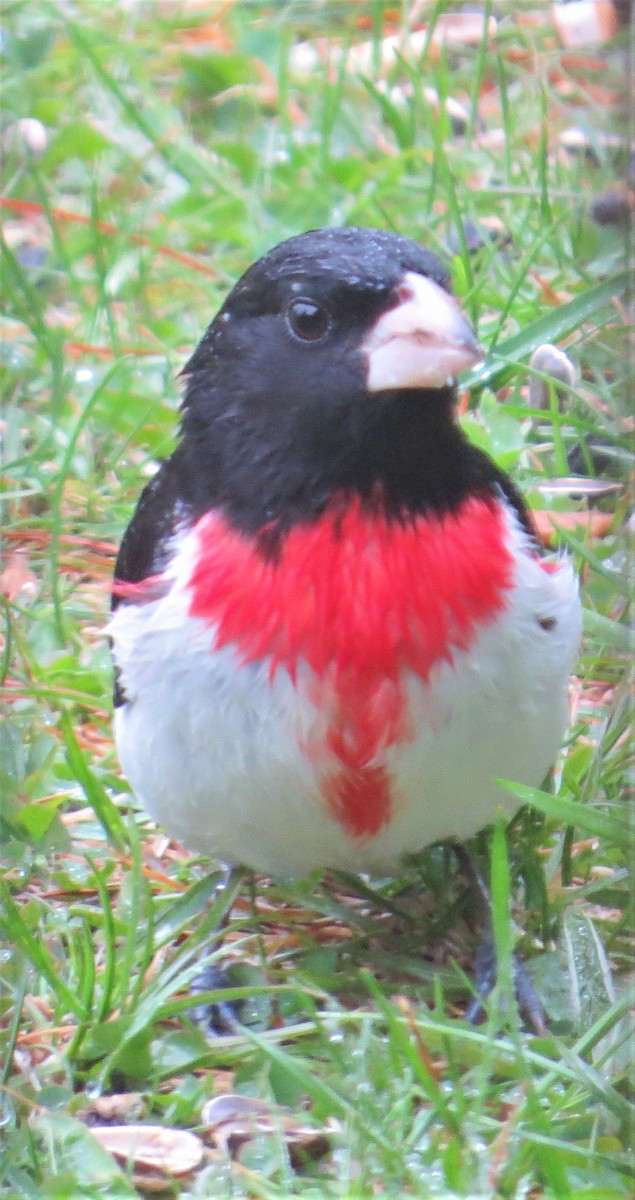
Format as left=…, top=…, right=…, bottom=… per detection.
left=113, top=452, right=190, bottom=606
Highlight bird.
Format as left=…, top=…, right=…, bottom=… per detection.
left=109, top=226, right=581, bottom=1018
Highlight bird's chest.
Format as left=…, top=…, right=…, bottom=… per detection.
left=111, top=498, right=580, bottom=868
left=184, top=496, right=514, bottom=837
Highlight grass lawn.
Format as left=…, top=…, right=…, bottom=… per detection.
left=1, top=3, right=633, bottom=1196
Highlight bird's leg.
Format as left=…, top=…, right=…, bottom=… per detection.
left=452, top=843, right=547, bottom=1035
left=188, top=864, right=247, bottom=1035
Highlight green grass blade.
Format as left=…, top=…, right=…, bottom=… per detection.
left=0, top=885, right=87, bottom=1020
left=498, top=780, right=634, bottom=850
left=465, top=271, right=631, bottom=392
left=60, top=712, right=129, bottom=853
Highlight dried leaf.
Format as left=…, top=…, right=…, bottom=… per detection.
left=559, top=127, right=631, bottom=156
left=91, top=1124, right=204, bottom=1177
left=528, top=343, right=577, bottom=409
left=535, top=477, right=623, bottom=498
left=553, top=0, right=619, bottom=48
left=531, top=509, right=615, bottom=542
left=291, top=15, right=497, bottom=79
left=0, top=550, right=37, bottom=601
left=396, top=996, right=444, bottom=1080
left=202, top=1093, right=332, bottom=1168
left=2, top=117, right=48, bottom=157
left=90, top=1093, right=147, bottom=1121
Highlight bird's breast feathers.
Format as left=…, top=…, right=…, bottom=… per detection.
left=109, top=494, right=580, bottom=873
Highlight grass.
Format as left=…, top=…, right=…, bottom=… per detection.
left=1, top=1, right=633, bottom=1196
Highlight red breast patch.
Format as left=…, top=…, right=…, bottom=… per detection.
left=187, top=496, right=514, bottom=838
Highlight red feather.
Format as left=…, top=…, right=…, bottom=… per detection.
left=188, top=495, right=514, bottom=837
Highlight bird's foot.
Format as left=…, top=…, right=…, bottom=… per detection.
left=188, top=962, right=244, bottom=1036
left=465, top=930, right=547, bottom=1035
left=185, top=864, right=248, bottom=1035
left=448, top=843, right=547, bottom=1033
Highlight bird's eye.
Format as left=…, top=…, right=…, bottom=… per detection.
left=285, top=298, right=330, bottom=343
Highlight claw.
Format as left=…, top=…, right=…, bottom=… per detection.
left=189, top=962, right=243, bottom=1036
left=465, top=930, right=547, bottom=1034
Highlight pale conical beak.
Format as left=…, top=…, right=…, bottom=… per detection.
left=362, top=271, right=484, bottom=392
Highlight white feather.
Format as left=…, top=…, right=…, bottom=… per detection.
left=109, top=511, right=581, bottom=876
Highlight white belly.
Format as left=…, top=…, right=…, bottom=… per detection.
left=110, top=532, right=580, bottom=877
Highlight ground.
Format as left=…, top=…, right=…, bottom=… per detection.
left=0, top=3, right=633, bottom=1197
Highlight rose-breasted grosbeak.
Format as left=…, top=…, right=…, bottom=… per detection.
left=109, top=227, right=580, bottom=932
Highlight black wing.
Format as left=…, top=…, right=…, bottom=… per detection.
left=112, top=453, right=189, bottom=608
left=112, top=452, right=192, bottom=706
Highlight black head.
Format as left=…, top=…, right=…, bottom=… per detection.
left=177, top=226, right=485, bottom=532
